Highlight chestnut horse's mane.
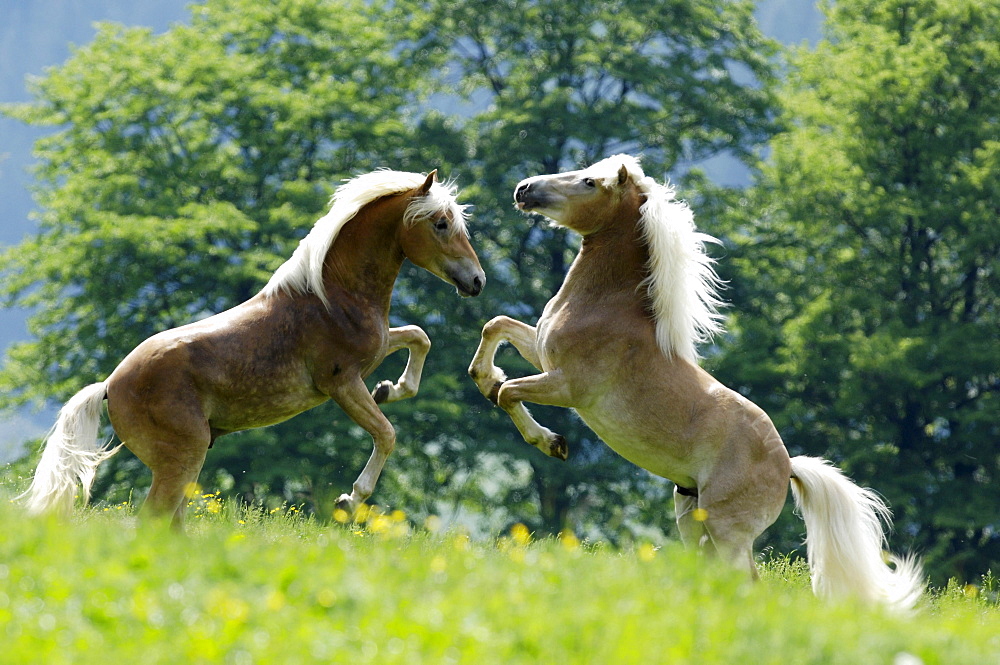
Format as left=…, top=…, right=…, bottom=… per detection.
left=584, top=154, right=725, bottom=362
left=262, top=169, right=469, bottom=308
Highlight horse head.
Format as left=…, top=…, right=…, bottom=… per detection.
left=401, top=170, right=485, bottom=297
left=513, top=156, right=645, bottom=235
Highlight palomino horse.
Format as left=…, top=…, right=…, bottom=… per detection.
left=469, top=155, right=922, bottom=610
left=22, top=169, right=485, bottom=528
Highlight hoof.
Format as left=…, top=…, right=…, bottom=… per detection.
left=335, top=493, right=355, bottom=517
left=372, top=381, right=392, bottom=404
left=487, top=381, right=502, bottom=405
left=548, top=435, right=569, bottom=461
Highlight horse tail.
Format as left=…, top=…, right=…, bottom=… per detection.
left=789, top=456, right=923, bottom=611
left=19, top=382, right=122, bottom=516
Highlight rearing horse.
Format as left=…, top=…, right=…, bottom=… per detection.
left=22, top=168, right=485, bottom=528
left=469, top=155, right=922, bottom=609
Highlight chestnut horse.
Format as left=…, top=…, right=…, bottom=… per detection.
left=21, top=169, right=485, bottom=528
left=469, top=155, right=922, bottom=609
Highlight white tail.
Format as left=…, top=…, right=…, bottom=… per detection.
left=789, top=456, right=923, bottom=611
left=19, top=382, right=121, bottom=516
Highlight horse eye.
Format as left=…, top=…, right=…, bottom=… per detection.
left=583, top=178, right=596, bottom=188
left=434, top=219, right=449, bottom=231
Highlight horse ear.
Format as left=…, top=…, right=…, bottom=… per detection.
left=419, top=170, right=437, bottom=195
left=617, top=164, right=629, bottom=186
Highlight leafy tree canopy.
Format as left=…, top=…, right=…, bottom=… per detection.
left=713, top=0, right=1000, bottom=582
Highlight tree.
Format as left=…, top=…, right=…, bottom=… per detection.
left=0, top=0, right=452, bottom=511
left=395, top=0, right=780, bottom=536
left=713, top=0, right=1000, bottom=582
left=2, top=0, right=781, bottom=542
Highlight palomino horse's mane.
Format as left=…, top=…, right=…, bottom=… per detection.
left=262, top=169, right=469, bottom=308
left=582, top=154, right=725, bottom=362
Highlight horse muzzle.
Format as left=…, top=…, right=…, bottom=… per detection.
left=514, top=178, right=554, bottom=212
left=449, top=265, right=486, bottom=297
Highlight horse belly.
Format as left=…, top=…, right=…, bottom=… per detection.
left=205, top=366, right=328, bottom=431
left=576, top=404, right=693, bottom=483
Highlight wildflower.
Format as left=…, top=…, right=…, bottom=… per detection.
left=510, top=523, right=532, bottom=547
left=638, top=543, right=658, bottom=562
left=354, top=503, right=372, bottom=524
left=452, top=533, right=470, bottom=551
left=692, top=508, right=708, bottom=522
left=558, top=529, right=580, bottom=552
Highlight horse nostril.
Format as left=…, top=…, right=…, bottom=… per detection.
left=514, top=183, right=529, bottom=202
left=473, top=275, right=484, bottom=294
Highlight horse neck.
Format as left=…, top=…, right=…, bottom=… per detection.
left=564, top=212, right=650, bottom=299
left=322, top=197, right=407, bottom=309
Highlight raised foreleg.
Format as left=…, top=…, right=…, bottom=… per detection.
left=468, top=316, right=541, bottom=403
left=495, top=370, right=575, bottom=460
left=371, top=325, right=431, bottom=404
left=331, top=376, right=396, bottom=516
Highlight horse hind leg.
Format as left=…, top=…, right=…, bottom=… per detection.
left=329, top=376, right=397, bottom=516
left=673, top=487, right=710, bottom=548
left=676, top=477, right=787, bottom=581
left=139, top=445, right=209, bottom=530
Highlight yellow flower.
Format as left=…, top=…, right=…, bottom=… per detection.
left=638, top=543, right=658, bottom=562
left=354, top=503, right=372, bottom=524
left=692, top=508, right=709, bottom=522
left=558, top=530, right=580, bottom=552
left=510, top=523, right=532, bottom=547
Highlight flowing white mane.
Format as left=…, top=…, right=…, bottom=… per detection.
left=262, top=169, right=468, bottom=308
left=583, top=154, right=725, bottom=362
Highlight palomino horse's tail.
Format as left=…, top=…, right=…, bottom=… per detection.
left=19, top=382, right=121, bottom=516
left=789, top=456, right=923, bottom=611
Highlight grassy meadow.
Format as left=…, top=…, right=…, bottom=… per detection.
left=1, top=488, right=997, bottom=665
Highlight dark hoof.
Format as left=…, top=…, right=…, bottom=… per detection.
left=334, top=494, right=355, bottom=520
left=372, top=381, right=392, bottom=404
left=550, top=435, right=569, bottom=461
left=487, top=381, right=502, bottom=405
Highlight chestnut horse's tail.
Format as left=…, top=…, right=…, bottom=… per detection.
left=789, top=456, right=923, bottom=611
left=19, top=382, right=122, bottom=516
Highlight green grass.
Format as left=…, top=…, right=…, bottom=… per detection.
left=1, top=493, right=997, bottom=665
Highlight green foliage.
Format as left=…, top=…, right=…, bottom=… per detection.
left=0, top=495, right=998, bottom=664
left=0, top=0, right=783, bottom=544
left=386, top=0, right=780, bottom=536
left=712, top=0, right=1000, bottom=582
left=4, top=0, right=997, bottom=588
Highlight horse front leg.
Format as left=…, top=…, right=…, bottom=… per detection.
left=496, top=370, right=575, bottom=461
left=468, top=316, right=541, bottom=404
left=371, top=325, right=431, bottom=404
left=330, top=376, right=396, bottom=516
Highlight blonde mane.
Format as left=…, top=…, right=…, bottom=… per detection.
left=583, top=154, right=725, bottom=362
left=262, top=170, right=468, bottom=308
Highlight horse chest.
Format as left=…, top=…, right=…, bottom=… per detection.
left=536, top=295, right=623, bottom=371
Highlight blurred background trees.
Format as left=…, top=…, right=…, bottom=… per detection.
left=712, top=0, right=1000, bottom=582
left=1, top=0, right=996, bottom=583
